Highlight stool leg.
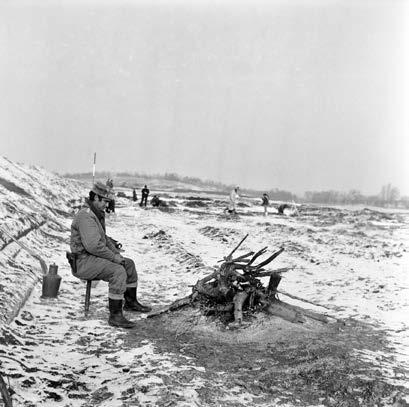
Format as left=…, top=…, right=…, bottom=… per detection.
left=85, top=281, right=92, bottom=312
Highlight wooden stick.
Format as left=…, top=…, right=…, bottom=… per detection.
left=147, top=294, right=195, bottom=318
left=254, top=267, right=293, bottom=277
left=247, top=247, right=268, bottom=265
left=254, top=247, right=284, bottom=270
left=233, top=291, right=248, bottom=324
left=231, top=262, right=260, bottom=270
left=230, top=251, right=254, bottom=263
left=223, top=234, right=248, bottom=261
left=276, top=289, right=332, bottom=310
left=282, top=302, right=329, bottom=323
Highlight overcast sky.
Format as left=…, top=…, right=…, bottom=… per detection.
left=0, top=0, right=408, bottom=196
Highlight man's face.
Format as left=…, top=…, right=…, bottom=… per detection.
left=94, top=196, right=110, bottom=211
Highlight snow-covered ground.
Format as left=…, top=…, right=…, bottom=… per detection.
left=0, top=157, right=408, bottom=406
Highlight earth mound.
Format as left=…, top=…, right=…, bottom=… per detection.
left=156, top=304, right=333, bottom=344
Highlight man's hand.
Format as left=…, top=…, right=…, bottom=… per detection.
left=114, top=254, right=125, bottom=266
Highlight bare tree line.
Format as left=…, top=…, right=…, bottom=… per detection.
left=304, top=184, right=406, bottom=208
left=64, top=172, right=406, bottom=208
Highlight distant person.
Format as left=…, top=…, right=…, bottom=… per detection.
left=151, top=195, right=160, bottom=207
left=225, top=186, right=240, bottom=214
left=105, top=178, right=115, bottom=213
left=278, top=203, right=290, bottom=215
left=140, top=185, right=150, bottom=207
left=132, top=188, right=137, bottom=202
left=106, top=178, right=114, bottom=189
left=261, top=193, right=269, bottom=216
left=70, top=182, right=151, bottom=329
left=150, top=195, right=168, bottom=208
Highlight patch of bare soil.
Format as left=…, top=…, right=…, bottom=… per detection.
left=142, top=229, right=205, bottom=268
left=125, top=307, right=407, bottom=407
left=198, top=225, right=241, bottom=244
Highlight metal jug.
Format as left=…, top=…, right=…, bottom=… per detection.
left=41, top=263, right=62, bottom=298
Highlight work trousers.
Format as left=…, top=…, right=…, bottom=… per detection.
left=76, top=255, right=138, bottom=300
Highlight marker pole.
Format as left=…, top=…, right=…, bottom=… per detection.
left=92, top=152, right=96, bottom=185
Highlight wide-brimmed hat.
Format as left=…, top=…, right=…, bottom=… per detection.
left=91, top=182, right=111, bottom=200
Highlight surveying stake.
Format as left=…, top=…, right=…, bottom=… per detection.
left=92, top=152, right=96, bottom=185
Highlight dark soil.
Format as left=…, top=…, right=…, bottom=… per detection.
left=123, top=308, right=407, bottom=407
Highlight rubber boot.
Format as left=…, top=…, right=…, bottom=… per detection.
left=108, top=298, right=136, bottom=328
left=124, top=287, right=152, bottom=313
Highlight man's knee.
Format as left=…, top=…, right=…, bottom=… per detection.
left=108, top=265, right=127, bottom=294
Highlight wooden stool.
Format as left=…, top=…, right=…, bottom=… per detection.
left=66, top=251, right=99, bottom=312
left=84, top=280, right=93, bottom=312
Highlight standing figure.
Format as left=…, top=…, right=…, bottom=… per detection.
left=132, top=188, right=137, bottom=202
left=227, top=186, right=240, bottom=214
left=105, top=178, right=115, bottom=213
left=70, top=182, right=151, bottom=329
left=140, top=185, right=150, bottom=207
left=106, top=178, right=114, bottom=189
left=261, top=193, right=269, bottom=216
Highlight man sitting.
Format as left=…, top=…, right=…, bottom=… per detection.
left=70, top=182, right=151, bottom=329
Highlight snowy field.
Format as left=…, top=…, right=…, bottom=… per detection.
left=0, top=158, right=408, bottom=406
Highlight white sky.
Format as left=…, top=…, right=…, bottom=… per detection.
left=0, top=0, right=408, bottom=196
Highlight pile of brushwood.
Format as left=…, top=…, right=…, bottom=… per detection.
left=148, top=234, right=331, bottom=326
